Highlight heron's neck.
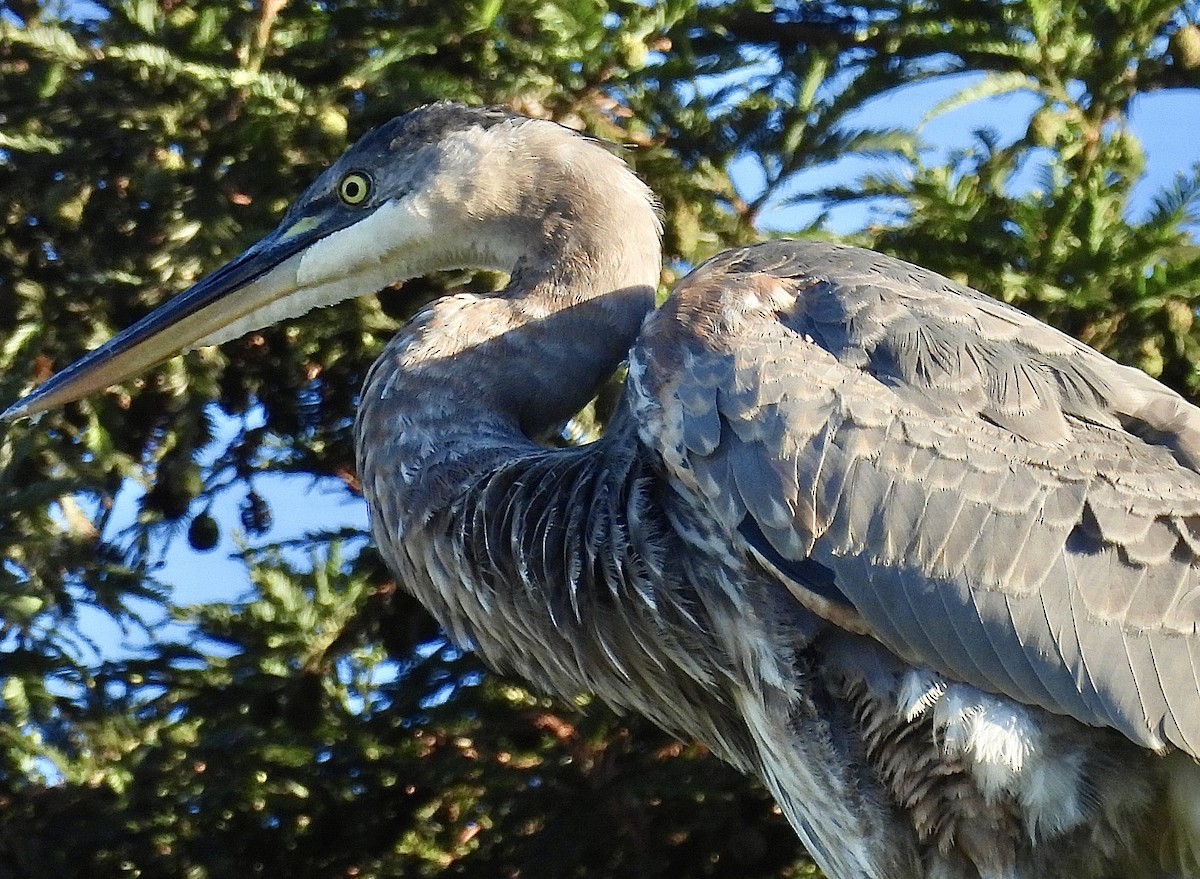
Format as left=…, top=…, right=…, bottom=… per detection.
left=356, top=138, right=661, bottom=524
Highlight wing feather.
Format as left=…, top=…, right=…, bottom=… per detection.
left=921, top=571, right=1000, bottom=691
left=632, top=240, right=1200, bottom=756
left=1148, top=631, right=1200, bottom=754
left=992, top=593, right=1061, bottom=708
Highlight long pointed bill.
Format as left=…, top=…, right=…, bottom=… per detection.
left=2, top=212, right=358, bottom=423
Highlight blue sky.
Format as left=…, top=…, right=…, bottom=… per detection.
left=82, top=76, right=1200, bottom=660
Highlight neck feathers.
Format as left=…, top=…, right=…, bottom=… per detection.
left=355, top=115, right=663, bottom=528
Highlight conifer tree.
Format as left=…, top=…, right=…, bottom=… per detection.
left=1, top=2, right=1197, bottom=875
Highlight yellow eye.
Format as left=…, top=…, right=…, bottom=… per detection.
left=338, top=171, right=372, bottom=206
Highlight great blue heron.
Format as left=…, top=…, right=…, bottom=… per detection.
left=5, top=103, right=1200, bottom=879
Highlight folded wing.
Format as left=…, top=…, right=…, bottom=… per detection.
left=632, top=240, right=1200, bottom=756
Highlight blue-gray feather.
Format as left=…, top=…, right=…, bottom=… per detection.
left=633, top=240, right=1200, bottom=759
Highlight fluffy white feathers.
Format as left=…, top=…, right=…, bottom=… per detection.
left=897, top=668, right=1087, bottom=839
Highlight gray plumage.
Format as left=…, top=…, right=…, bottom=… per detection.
left=8, top=103, right=1200, bottom=879
left=637, top=242, right=1200, bottom=751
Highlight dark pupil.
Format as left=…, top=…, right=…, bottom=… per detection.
left=344, top=179, right=362, bottom=199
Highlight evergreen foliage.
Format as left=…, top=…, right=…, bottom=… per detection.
left=0, top=1, right=1197, bottom=875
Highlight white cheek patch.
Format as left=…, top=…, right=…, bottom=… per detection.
left=191, top=201, right=445, bottom=350
left=189, top=190, right=526, bottom=351
left=297, top=199, right=434, bottom=287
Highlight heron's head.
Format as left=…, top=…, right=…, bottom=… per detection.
left=2, top=102, right=658, bottom=422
